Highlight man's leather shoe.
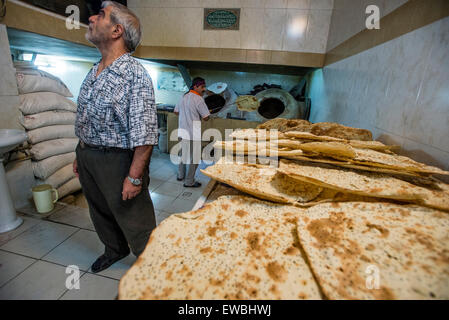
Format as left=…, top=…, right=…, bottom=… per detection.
left=91, top=254, right=128, bottom=273
left=184, top=181, right=202, bottom=188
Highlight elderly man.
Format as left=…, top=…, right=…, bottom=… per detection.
left=73, top=1, right=157, bottom=273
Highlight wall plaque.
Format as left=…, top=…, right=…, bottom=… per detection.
left=203, top=8, right=240, bottom=30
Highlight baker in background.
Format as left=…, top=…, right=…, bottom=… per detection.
left=73, top=1, right=157, bottom=273
left=174, top=77, right=210, bottom=187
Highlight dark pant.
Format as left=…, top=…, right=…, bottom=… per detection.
left=75, top=143, right=156, bottom=259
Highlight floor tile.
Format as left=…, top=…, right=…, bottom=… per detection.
left=0, top=261, right=73, bottom=300
left=150, top=192, right=177, bottom=212
left=166, top=173, right=187, bottom=185
left=0, top=215, right=41, bottom=247
left=148, top=177, right=165, bottom=192
left=59, top=273, right=119, bottom=300
left=150, top=163, right=177, bottom=180
left=96, top=254, right=136, bottom=280
left=47, top=205, right=95, bottom=231
left=177, top=187, right=205, bottom=201
left=152, top=181, right=186, bottom=198
left=0, top=250, right=37, bottom=287
left=0, top=221, right=78, bottom=259
left=165, top=197, right=197, bottom=214
left=155, top=210, right=174, bottom=225
left=42, top=229, right=103, bottom=271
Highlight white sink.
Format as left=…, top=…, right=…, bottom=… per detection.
left=0, top=129, right=27, bottom=233
left=0, top=129, right=28, bottom=156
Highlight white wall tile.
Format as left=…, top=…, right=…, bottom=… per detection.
left=200, top=30, right=222, bottom=47
left=240, top=8, right=264, bottom=49
left=264, top=0, right=289, bottom=9
left=282, top=9, right=309, bottom=52
left=261, top=9, right=287, bottom=50
left=138, top=8, right=167, bottom=46
left=305, top=9, right=332, bottom=52
left=287, top=0, right=310, bottom=9
left=309, top=0, right=334, bottom=10
left=220, top=30, right=242, bottom=49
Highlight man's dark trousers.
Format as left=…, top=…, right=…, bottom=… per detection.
left=75, top=142, right=156, bottom=258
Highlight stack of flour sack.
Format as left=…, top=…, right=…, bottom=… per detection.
left=15, top=62, right=81, bottom=199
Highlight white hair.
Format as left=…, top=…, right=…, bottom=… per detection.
left=102, top=1, right=142, bottom=53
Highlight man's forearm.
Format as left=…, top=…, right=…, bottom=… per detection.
left=129, top=145, right=153, bottom=178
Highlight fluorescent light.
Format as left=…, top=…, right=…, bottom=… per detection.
left=22, top=53, right=33, bottom=61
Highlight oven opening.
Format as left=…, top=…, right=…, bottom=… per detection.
left=258, top=98, right=285, bottom=119
left=205, top=94, right=226, bottom=114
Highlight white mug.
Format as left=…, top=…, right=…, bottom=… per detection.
left=32, top=184, right=58, bottom=213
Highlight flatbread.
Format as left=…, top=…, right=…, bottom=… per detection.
left=278, top=159, right=423, bottom=202
left=346, top=148, right=449, bottom=175
left=230, top=129, right=286, bottom=141
left=236, top=95, right=259, bottom=111
left=201, top=162, right=323, bottom=204
left=119, top=196, right=322, bottom=300
left=310, top=122, right=373, bottom=141
left=285, top=131, right=345, bottom=142
left=256, top=118, right=312, bottom=132
left=348, top=140, right=399, bottom=152
left=281, top=155, right=425, bottom=177
left=296, top=142, right=356, bottom=159
left=296, top=202, right=449, bottom=299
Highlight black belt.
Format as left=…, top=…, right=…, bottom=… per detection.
left=79, top=140, right=131, bottom=152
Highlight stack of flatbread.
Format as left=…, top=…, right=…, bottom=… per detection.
left=119, top=120, right=449, bottom=300
left=119, top=196, right=449, bottom=300
left=119, top=196, right=323, bottom=300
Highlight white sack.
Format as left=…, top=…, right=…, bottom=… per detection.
left=31, top=138, right=78, bottom=161
left=27, top=125, right=76, bottom=144
left=37, top=164, right=75, bottom=189
left=16, top=73, right=73, bottom=97
left=32, top=152, right=76, bottom=179
left=20, top=111, right=76, bottom=130
left=15, top=66, right=70, bottom=90
left=57, top=177, right=82, bottom=198
left=19, top=92, right=77, bottom=115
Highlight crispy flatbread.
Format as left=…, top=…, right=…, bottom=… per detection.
left=230, top=128, right=286, bottom=141
left=281, top=155, right=425, bottom=177
left=119, top=196, right=322, bottom=300
left=285, top=131, right=345, bottom=142
left=345, top=148, right=449, bottom=175
left=348, top=140, right=399, bottom=152
left=296, top=142, right=356, bottom=159
left=296, top=202, right=449, bottom=299
left=310, top=122, right=373, bottom=141
left=236, top=95, right=260, bottom=111
left=278, top=159, right=423, bottom=202
left=201, top=162, right=323, bottom=204
left=257, top=118, right=312, bottom=132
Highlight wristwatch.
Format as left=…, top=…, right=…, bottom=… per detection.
left=127, top=176, right=142, bottom=186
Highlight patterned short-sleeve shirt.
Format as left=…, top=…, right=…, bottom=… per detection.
left=75, top=53, right=158, bottom=149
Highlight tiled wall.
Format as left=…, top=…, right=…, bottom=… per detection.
left=326, top=0, right=408, bottom=51
left=128, top=0, right=334, bottom=53
left=308, top=16, right=449, bottom=174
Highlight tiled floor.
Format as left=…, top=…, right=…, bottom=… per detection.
left=0, top=149, right=211, bottom=300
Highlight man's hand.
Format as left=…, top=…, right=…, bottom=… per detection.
left=73, top=159, right=79, bottom=177
left=122, top=177, right=142, bottom=201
